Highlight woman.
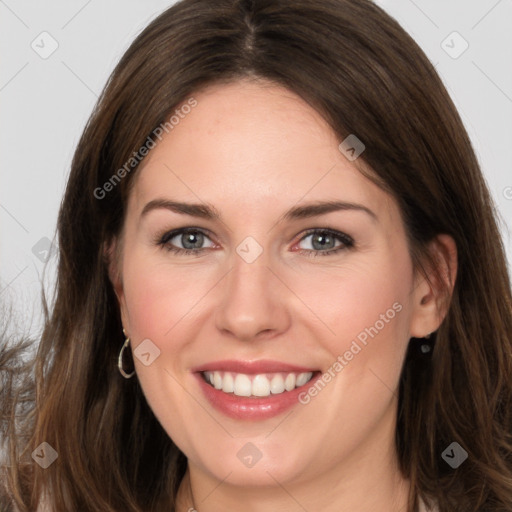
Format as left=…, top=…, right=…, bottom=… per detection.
left=1, top=0, right=511, bottom=511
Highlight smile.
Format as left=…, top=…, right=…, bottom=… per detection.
left=192, top=360, right=323, bottom=420
left=202, top=370, right=315, bottom=397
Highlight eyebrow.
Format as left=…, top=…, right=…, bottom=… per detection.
left=140, top=199, right=377, bottom=223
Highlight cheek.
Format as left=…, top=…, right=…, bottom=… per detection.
left=120, top=253, right=203, bottom=430
left=122, top=252, right=211, bottom=343
left=289, top=252, right=413, bottom=360
left=288, top=256, right=413, bottom=453
left=323, top=256, right=414, bottom=411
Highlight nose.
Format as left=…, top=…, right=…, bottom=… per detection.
left=215, top=247, right=291, bottom=342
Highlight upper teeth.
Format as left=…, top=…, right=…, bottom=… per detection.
left=203, top=371, right=314, bottom=397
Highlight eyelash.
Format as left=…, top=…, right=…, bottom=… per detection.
left=155, top=227, right=355, bottom=258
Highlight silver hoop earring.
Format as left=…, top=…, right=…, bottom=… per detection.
left=118, top=330, right=135, bottom=379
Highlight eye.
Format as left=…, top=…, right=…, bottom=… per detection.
left=155, top=227, right=354, bottom=257
left=295, top=228, right=354, bottom=257
left=156, top=228, right=215, bottom=255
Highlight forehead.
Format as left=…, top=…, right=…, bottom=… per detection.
left=129, top=79, right=398, bottom=227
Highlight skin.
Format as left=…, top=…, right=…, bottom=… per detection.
left=109, top=78, right=457, bottom=512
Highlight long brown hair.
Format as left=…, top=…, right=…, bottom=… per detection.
left=2, top=0, right=511, bottom=510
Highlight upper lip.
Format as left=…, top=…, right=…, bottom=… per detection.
left=191, top=359, right=318, bottom=374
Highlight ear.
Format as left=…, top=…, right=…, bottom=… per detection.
left=104, top=237, right=130, bottom=332
left=409, top=234, right=458, bottom=338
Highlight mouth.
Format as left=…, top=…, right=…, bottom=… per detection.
left=200, top=370, right=317, bottom=397
left=191, top=360, right=322, bottom=420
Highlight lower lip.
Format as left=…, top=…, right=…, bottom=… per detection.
left=193, top=372, right=321, bottom=420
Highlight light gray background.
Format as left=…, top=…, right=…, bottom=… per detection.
left=1, top=0, right=511, bottom=338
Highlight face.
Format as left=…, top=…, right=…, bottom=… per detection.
left=111, top=79, right=436, bottom=489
